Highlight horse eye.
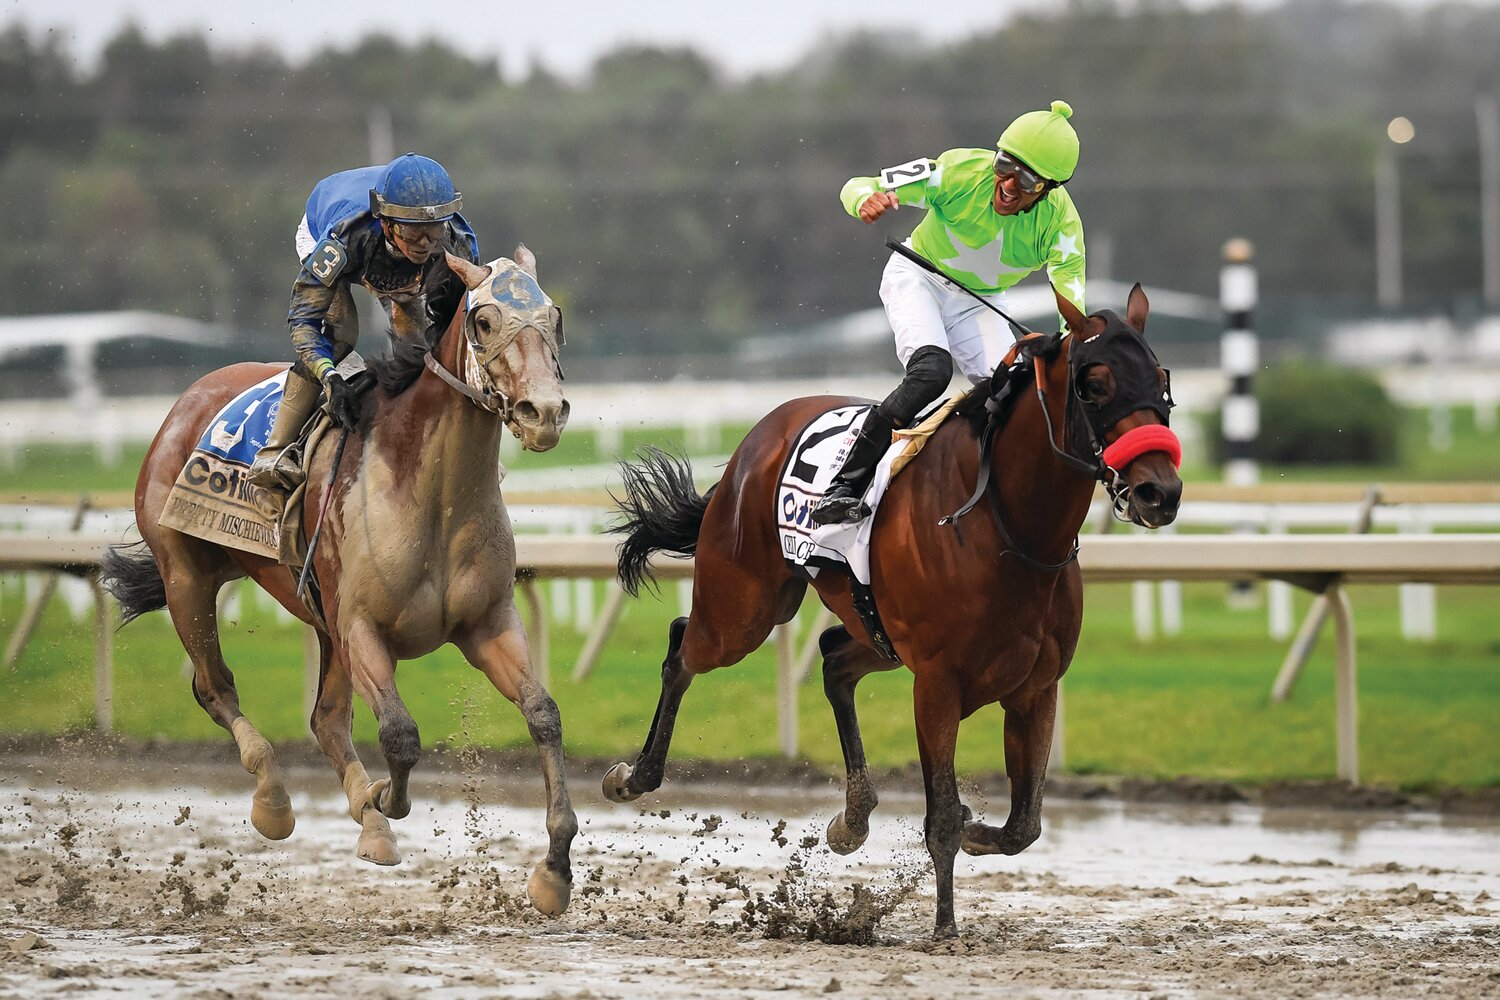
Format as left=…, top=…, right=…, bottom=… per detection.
left=477, top=316, right=491, bottom=332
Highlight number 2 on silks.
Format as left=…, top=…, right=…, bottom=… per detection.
left=880, top=158, right=932, bottom=188
left=305, top=237, right=348, bottom=286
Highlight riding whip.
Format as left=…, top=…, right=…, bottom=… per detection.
left=884, top=239, right=1039, bottom=340
left=296, top=426, right=351, bottom=602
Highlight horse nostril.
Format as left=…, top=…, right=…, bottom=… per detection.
left=557, top=400, right=571, bottom=429
left=1133, top=482, right=1163, bottom=509
left=515, top=401, right=541, bottom=426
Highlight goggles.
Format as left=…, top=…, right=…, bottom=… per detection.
left=994, top=151, right=1050, bottom=195
left=389, top=220, right=446, bottom=245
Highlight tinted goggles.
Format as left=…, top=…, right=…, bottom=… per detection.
left=993, top=151, right=1049, bottom=195
left=390, top=220, right=446, bottom=245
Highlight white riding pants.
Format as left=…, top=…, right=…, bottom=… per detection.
left=879, top=249, right=1014, bottom=385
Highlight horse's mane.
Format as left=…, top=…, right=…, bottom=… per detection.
left=368, top=321, right=445, bottom=395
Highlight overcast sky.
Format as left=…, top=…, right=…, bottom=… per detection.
left=5, top=0, right=1040, bottom=79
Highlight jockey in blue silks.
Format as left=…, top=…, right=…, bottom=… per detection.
left=248, top=152, right=482, bottom=488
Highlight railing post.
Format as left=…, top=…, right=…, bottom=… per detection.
left=1328, top=583, right=1359, bottom=784
left=90, top=573, right=114, bottom=732
left=1221, top=238, right=1259, bottom=608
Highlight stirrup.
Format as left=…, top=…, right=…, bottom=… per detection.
left=810, top=493, right=872, bottom=526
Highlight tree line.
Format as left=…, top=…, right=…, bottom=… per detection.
left=4, top=0, right=1500, bottom=377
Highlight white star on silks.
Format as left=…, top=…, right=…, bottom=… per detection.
left=941, top=230, right=1012, bottom=287
left=1066, top=277, right=1085, bottom=304
left=1053, top=230, right=1081, bottom=262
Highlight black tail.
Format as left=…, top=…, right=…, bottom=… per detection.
left=609, top=448, right=716, bottom=597
left=100, top=540, right=167, bottom=625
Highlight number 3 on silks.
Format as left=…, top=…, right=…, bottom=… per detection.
left=880, top=158, right=933, bottom=188
left=305, top=237, right=348, bottom=286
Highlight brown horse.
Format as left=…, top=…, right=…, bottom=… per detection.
left=602, top=286, right=1181, bottom=937
left=102, top=248, right=578, bottom=915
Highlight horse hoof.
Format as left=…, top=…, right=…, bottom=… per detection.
left=826, top=811, right=868, bottom=856
left=357, top=806, right=400, bottom=866
left=933, top=922, right=960, bottom=941
left=250, top=789, right=295, bottom=841
left=961, top=820, right=996, bottom=856
left=601, top=762, right=641, bottom=803
left=357, top=827, right=401, bottom=866
left=373, top=779, right=410, bottom=820
left=526, top=862, right=572, bottom=917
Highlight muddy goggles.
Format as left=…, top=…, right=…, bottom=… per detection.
left=389, top=220, right=446, bottom=244
left=993, top=151, right=1051, bottom=195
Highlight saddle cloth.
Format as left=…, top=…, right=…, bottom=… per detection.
left=158, top=355, right=363, bottom=564
left=775, top=391, right=965, bottom=585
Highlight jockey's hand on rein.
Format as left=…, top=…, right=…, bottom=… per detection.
left=324, top=373, right=361, bottom=430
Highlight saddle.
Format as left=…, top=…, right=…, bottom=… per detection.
left=158, top=361, right=374, bottom=568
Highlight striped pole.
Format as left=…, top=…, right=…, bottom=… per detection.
left=1221, top=239, right=1259, bottom=607
left=1220, top=238, right=1259, bottom=487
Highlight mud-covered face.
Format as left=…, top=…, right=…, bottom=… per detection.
left=385, top=220, right=445, bottom=263
left=463, top=260, right=569, bottom=451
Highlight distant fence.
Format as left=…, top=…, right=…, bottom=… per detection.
left=4, top=531, right=1498, bottom=784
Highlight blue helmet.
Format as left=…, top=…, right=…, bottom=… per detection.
left=369, top=153, right=462, bottom=222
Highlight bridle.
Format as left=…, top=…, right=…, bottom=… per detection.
left=942, top=323, right=1179, bottom=570
left=422, top=263, right=565, bottom=429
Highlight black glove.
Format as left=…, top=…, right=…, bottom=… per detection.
left=324, top=373, right=361, bottom=430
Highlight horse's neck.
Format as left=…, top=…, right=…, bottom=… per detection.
left=388, top=313, right=504, bottom=506
left=990, top=381, right=1095, bottom=557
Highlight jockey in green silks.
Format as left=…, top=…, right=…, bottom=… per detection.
left=810, top=100, right=1087, bottom=526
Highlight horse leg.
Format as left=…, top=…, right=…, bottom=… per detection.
left=820, top=626, right=900, bottom=855
left=603, top=577, right=806, bottom=802
left=159, top=542, right=295, bottom=841
left=914, top=675, right=966, bottom=939
left=456, top=607, right=578, bottom=917
left=961, top=682, right=1057, bottom=857
left=342, top=619, right=421, bottom=824
left=308, top=632, right=398, bottom=865
left=602, top=616, right=691, bottom=802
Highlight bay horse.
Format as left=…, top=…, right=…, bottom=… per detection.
left=602, top=286, right=1181, bottom=937
left=102, top=248, right=578, bottom=916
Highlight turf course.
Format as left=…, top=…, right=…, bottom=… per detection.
left=2, top=406, right=1497, bottom=789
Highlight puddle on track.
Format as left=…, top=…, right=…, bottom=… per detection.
left=1, top=753, right=1496, bottom=998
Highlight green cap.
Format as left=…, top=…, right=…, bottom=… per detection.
left=997, top=100, right=1080, bottom=183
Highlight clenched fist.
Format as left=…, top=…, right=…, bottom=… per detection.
left=858, top=192, right=901, bottom=224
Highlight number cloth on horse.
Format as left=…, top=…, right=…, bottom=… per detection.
left=158, top=355, right=365, bottom=564
left=841, top=146, right=1085, bottom=307
left=777, top=392, right=963, bottom=585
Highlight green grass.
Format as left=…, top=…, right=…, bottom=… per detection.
left=2, top=401, right=1497, bottom=789
left=3, top=578, right=1497, bottom=789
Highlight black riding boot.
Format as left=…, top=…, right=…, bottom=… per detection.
left=810, top=345, right=955, bottom=527
left=810, top=413, right=895, bottom=526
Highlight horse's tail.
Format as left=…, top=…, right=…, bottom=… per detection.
left=100, top=540, right=167, bottom=625
left=609, top=447, right=716, bottom=597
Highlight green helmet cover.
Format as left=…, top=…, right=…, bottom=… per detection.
left=997, top=100, right=1080, bottom=183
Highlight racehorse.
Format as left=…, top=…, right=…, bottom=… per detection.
left=601, top=285, right=1181, bottom=937
left=102, top=248, right=578, bottom=916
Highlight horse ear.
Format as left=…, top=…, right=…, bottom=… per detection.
left=514, top=243, right=538, bottom=280
left=1126, top=282, right=1150, bottom=335
left=1053, top=285, right=1089, bottom=337
left=444, top=251, right=491, bottom=291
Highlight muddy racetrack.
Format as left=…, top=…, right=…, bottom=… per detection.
left=2, top=742, right=1497, bottom=998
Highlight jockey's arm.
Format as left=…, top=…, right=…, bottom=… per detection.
left=1043, top=212, right=1087, bottom=331
left=287, top=272, right=340, bottom=382
left=840, top=154, right=942, bottom=220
